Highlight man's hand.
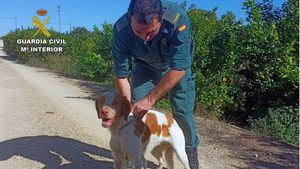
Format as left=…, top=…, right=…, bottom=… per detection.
left=132, top=69, right=185, bottom=119
left=132, top=95, right=155, bottom=119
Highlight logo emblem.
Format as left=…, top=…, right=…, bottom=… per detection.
left=33, top=9, right=51, bottom=37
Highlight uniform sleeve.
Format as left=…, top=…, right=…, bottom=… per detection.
left=112, top=26, right=132, bottom=78
left=168, top=14, right=192, bottom=71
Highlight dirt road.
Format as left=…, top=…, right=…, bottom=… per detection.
left=0, top=46, right=298, bottom=169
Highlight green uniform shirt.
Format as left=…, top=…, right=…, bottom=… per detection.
left=112, top=0, right=193, bottom=78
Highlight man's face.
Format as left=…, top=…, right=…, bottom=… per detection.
left=130, top=15, right=162, bottom=42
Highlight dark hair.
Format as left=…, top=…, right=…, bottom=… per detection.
left=128, top=0, right=163, bottom=24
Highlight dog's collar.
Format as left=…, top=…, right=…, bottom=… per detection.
left=118, top=112, right=136, bottom=130
left=118, top=118, right=135, bottom=130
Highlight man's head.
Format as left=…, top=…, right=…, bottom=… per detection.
left=128, top=0, right=163, bottom=42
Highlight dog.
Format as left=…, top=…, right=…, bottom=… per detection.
left=95, top=91, right=190, bottom=169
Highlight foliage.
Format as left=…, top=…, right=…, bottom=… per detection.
left=77, top=51, right=112, bottom=81
left=187, top=0, right=298, bottom=144
left=2, top=24, right=113, bottom=83
left=249, top=106, right=299, bottom=145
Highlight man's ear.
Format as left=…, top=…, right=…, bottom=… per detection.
left=121, top=96, right=132, bottom=121
left=95, top=95, right=105, bottom=119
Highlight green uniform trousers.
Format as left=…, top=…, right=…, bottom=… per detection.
left=131, top=67, right=200, bottom=148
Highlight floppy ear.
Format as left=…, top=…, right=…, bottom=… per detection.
left=121, top=96, right=132, bottom=121
left=95, top=95, right=105, bottom=119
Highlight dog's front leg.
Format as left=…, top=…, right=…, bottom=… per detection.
left=130, top=155, right=147, bottom=169
left=143, top=159, right=147, bottom=169
left=112, top=151, right=126, bottom=169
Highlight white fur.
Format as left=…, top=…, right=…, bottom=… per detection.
left=109, top=110, right=190, bottom=169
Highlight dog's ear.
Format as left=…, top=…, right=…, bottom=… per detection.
left=121, top=96, right=132, bottom=121
left=95, top=95, right=105, bottom=119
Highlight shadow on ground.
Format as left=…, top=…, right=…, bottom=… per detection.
left=65, top=80, right=111, bottom=101
left=0, top=136, right=113, bottom=169
left=0, top=51, right=17, bottom=61
left=232, top=134, right=299, bottom=169
left=0, top=135, right=159, bottom=169
left=198, top=118, right=299, bottom=169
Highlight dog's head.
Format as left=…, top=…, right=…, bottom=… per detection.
left=95, top=91, right=131, bottom=128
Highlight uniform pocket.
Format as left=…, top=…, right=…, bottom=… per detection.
left=186, top=72, right=196, bottom=112
left=159, top=38, right=170, bottom=55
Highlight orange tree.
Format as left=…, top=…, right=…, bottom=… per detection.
left=187, top=0, right=298, bottom=144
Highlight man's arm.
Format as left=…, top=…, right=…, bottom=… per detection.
left=132, top=69, right=185, bottom=118
left=115, top=76, right=131, bottom=101
left=112, top=17, right=132, bottom=101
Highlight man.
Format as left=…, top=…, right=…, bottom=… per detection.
left=112, top=0, right=200, bottom=168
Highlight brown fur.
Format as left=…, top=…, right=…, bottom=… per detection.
left=95, top=92, right=131, bottom=122
left=112, top=94, right=131, bottom=121
left=95, top=95, right=105, bottom=119
left=95, top=91, right=190, bottom=169
left=134, top=119, right=151, bottom=143
left=144, top=113, right=174, bottom=137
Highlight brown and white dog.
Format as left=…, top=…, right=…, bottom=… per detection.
left=95, top=91, right=190, bottom=169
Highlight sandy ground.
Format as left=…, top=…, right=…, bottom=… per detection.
left=0, top=46, right=298, bottom=169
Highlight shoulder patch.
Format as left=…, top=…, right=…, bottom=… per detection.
left=116, top=13, right=129, bottom=32
left=178, top=24, right=187, bottom=32
left=163, top=8, right=180, bottom=25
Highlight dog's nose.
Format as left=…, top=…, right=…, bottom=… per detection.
left=101, top=109, right=109, bottom=116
